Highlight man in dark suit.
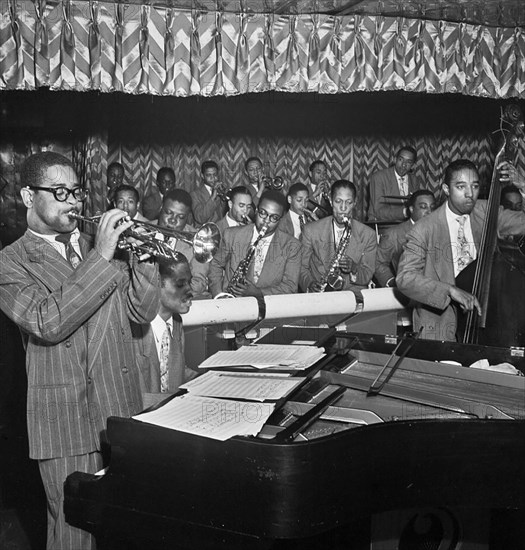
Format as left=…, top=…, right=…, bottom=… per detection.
left=0, top=152, right=160, bottom=550
left=279, top=182, right=317, bottom=239
left=307, top=160, right=332, bottom=218
left=132, top=254, right=196, bottom=408
left=190, top=160, right=228, bottom=225
left=215, top=186, right=253, bottom=235
left=368, top=146, right=419, bottom=222
left=142, top=167, right=177, bottom=221
left=300, top=180, right=377, bottom=293
left=106, top=161, right=124, bottom=206
left=375, top=189, right=435, bottom=287
left=397, top=159, right=525, bottom=341
left=209, top=190, right=301, bottom=297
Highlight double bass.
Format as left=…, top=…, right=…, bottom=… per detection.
left=457, top=104, right=525, bottom=346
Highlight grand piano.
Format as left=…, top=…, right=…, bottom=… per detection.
left=65, top=328, right=525, bottom=549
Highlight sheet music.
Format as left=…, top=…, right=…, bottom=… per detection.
left=180, top=371, right=305, bottom=401
left=133, top=394, right=275, bottom=441
left=198, top=345, right=325, bottom=370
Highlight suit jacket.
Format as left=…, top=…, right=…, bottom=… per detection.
left=208, top=225, right=302, bottom=297
left=142, top=189, right=163, bottom=220
left=191, top=185, right=227, bottom=225
left=396, top=200, right=525, bottom=341
left=375, top=219, right=413, bottom=287
left=278, top=211, right=295, bottom=237
left=300, top=216, right=377, bottom=292
left=368, top=166, right=418, bottom=222
left=0, top=231, right=160, bottom=459
left=131, top=316, right=195, bottom=394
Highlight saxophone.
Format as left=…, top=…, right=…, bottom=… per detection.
left=319, top=216, right=352, bottom=292
left=215, top=223, right=269, bottom=299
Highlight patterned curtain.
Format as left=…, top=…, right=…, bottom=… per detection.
left=1, top=1, right=523, bottom=99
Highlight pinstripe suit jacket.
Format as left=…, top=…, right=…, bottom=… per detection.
left=208, top=224, right=302, bottom=297
left=396, top=201, right=525, bottom=341
left=0, top=230, right=160, bottom=459
left=299, top=216, right=377, bottom=292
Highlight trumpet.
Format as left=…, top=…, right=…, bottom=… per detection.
left=261, top=175, right=285, bottom=190
left=69, top=213, right=221, bottom=263
left=215, top=183, right=231, bottom=201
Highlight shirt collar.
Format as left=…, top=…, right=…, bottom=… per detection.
left=29, top=227, right=81, bottom=245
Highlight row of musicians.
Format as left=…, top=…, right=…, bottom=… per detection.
left=105, top=147, right=426, bottom=224
left=111, top=171, right=524, bottom=303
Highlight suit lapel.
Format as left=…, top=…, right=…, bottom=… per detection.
left=434, top=206, right=455, bottom=282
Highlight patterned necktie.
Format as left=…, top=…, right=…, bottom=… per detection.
left=159, top=324, right=171, bottom=393
left=456, top=216, right=473, bottom=272
left=253, top=239, right=266, bottom=283
left=399, top=176, right=408, bottom=196
left=55, top=233, right=81, bottom=268
left=299, top=215, right=305, bottom=232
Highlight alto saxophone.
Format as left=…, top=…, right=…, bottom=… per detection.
left=215, top=223, right=269, bottom=299
left=319, top=216, right=352, bottom=292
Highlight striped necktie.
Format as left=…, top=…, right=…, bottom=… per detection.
left=299, top=215, right=305, bottom=231
left=55, top=233, right=81, bottom=268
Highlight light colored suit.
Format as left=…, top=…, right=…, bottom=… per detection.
left=368, top=166, right=418, bottom=222
left=278, top=211, right=295, bottom=237
left=375, top=219, right=413, bottom=287
left=300, top=216, right=377, bottom=292
left=191, top=185, right=227, bottom=225
left=209, top=224, right=301, bottom=297
left=396, top=201, right=525, bottom=341
left=131, top=316, right=196, bottom=395
left=0, top=231, right=160, bottom=459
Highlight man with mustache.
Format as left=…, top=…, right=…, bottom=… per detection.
left=396, top=158, right=525, bottom=341
left=0, top=152, right=160, bottom=549
left=132, top=254, right=196, bottom=408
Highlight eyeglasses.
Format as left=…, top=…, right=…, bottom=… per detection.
left=27, top=186, right=89, bottom=202
left=257, top=208, right=281, bottom=223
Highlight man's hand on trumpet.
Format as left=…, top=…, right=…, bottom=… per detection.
left=95, top=209, right=135, bottom=261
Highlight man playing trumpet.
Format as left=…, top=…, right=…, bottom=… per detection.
left=191, top=160, right=228, bottom=225
left=209, top=190, right=301, bottom=298
left=279, top=183, right=318, bottom=239
left=300, top=180, right=377, bottom=293
left=215, top=186, right=254, bottom=235
left=0, top=152, right=160, bottom=550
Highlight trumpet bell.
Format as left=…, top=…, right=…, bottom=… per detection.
left=193, top=222, right=221, bottom=263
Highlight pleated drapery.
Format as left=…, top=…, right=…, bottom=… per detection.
left=1, top=0, right=524, bottom=99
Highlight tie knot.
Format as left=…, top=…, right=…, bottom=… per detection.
left=456, top=215, right=466, bottom=227
left=55, top=233, right=72, bottom=245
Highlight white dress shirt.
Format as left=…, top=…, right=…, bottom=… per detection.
left=30, top=228, right=83, bottom=261
left=150, top=314, right=173, bottom=361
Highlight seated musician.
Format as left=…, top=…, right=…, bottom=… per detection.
left=244, top=156, right=266, bottom=206
left=367, top=146, right=419, bottom=222
left=190, top=160, right=228, bottom=225
left=396, top=159, right=525, bottom=341
left=142, top=167, right=177, bottom=221
left=215, top=186, right=253, bottom=235
left=279, top=183, right=317, bottom=239
left=106, top=161, right=125, bottom=206
left=500, top=184, right=523, bottom=212
left=375, top=189, right=435, bottom=287
left=209, top=190, right=302, bottom=297
left=157, top=189, right=210, bottom=299
left=300, top=180, right=377, bottom=293
left=113, top=184, right=149, bottom=222
left=308, top=160, right=331, bottom=218
left=132, top=254, right=196, bottom=408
